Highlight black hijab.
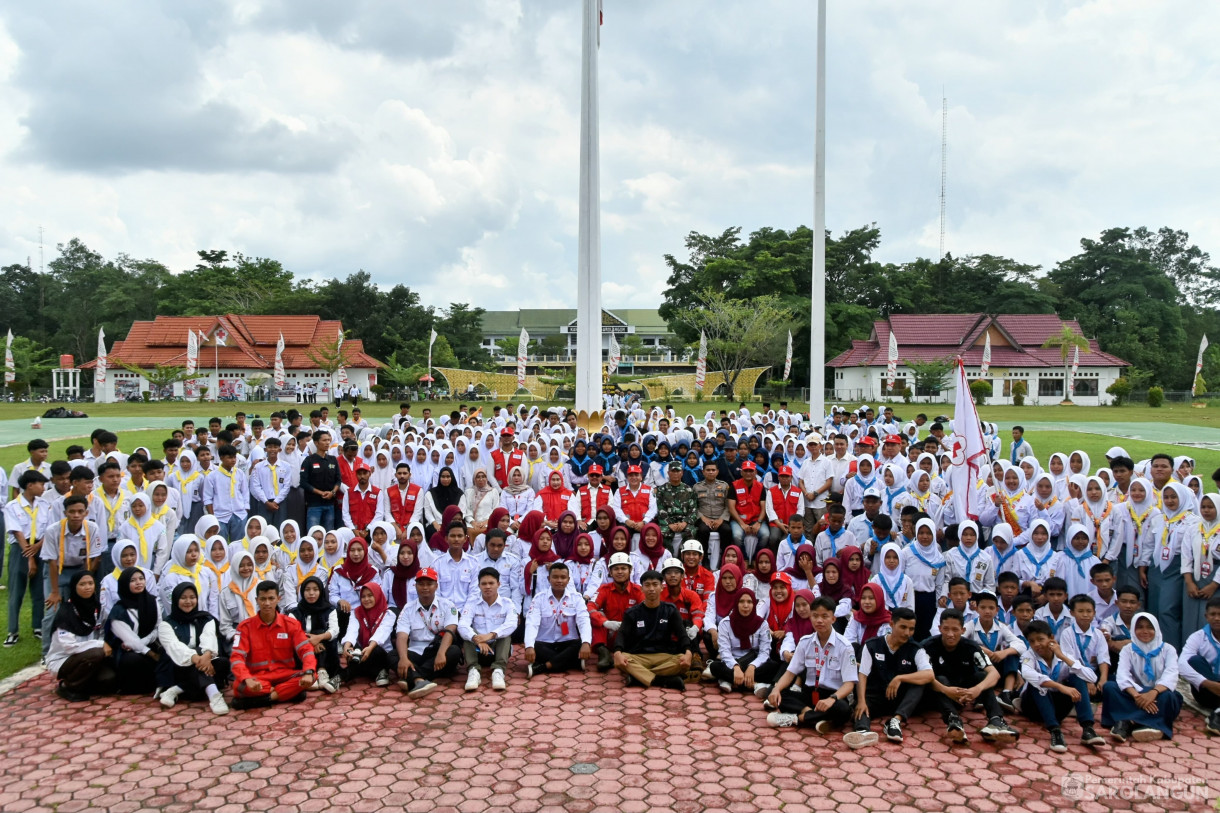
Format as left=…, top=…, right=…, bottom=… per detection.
left=291, top=575, right=334, bottom=634
left=53, top=570, right=101, bottom=637
left=428, top=466, right=463, bottom=512
left=108, top=566, right=160, bottom=637
left=167, top=583, right=213, bottom=642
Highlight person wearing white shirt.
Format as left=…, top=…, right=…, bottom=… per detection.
left=433, top=524, right=480, bottom=607
left=523, top=562, right=592, bottom=677
left=202, top=445, right=250, bottom=541
left=5, top=470, right=50, bottom=646
left=8, top=439, right=50, bottom=501
left=1103, top=612, right=1183, bottom=742
left=765, top=595, right=858, bottom=731
left=1056, top=595, right=1110, bottom=701
left=1177, top=597, right=1220, bottom=735
left=39, top=497, right=106, bottom=654
left=797, top=446, right=831, bottom=529
left=392, top=569, right=461, bottom=698
left=472, top=530, right=523, bottom=610
left=340, top=583, right=397, bottom=688
left=250, top=438, right=291, bottom=528
left=1018, top=619, right=1103, bottom=751
left=458, top=567, right=518, bottom=691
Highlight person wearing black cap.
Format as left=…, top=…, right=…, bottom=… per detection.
left=5, top=469, right=50, bottom=646
left=717, top=440, right=742, bottom=485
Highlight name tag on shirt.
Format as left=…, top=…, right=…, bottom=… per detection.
left=637, top=620, right=646, bottom=628
left=874, top=653, right=885, bottom=661
left=277, top=633, right=289, bottom=639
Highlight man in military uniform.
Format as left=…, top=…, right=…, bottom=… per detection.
left=654, top=461, right=698, bottom=554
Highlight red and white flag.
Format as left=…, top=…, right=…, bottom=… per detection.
left=981, top=332, right=991, bottom=377
left=4, top=330, right=14, bottom=385
left=95, top=328, right=107, bottom=386
left=185, top=329, right=198, bottom=375
left=948, top=359, right=988, bottom=521
left=694, top=331, right=707, bottom=391
left=886, top=330, right=898, bottom=392
left=273, top=332, right=286, bottom=388
left=517, top=328, right=529, bottom=389
left=783, top=330, right=793, bottom=381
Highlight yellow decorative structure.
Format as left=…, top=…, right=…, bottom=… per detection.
left=433, top=365, right=771, bottom=404
left=631, top=367, right=771, bottom=401
left=433, top=368, right=559, bottom=400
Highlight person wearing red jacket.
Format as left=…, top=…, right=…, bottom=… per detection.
left=587, top=552, right=645, bottom=671
left=660, top=557, right=706, bottom=648
left=569, top=465, right=612, bottom=530
left=336, top=440, right=362, bottom=493
left=678, top=540, right=715, bottom=605
left=729, top=461, right=767, bottom=563
left=533, top=470, right=573, bottom=528
left=230, top=580, right=317, bottom=709
left=385, top=462, right=424, bottom=537
left=490, top=428, right=525, bottom=488
left=342, top=463, right=385, bottom=537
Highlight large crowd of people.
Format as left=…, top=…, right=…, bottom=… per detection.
left=5, top=400, right=1219, bottom=754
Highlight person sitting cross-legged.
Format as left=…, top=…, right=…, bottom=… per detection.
left=765, top=596, right=858, bottom=732
left=230, top=580, right=317, bottom=709
left=612, top=568, right=693, bottom=691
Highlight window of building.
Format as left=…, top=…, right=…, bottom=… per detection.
left=1039, top=378, right=1064, bottom=397
left=1073, top=378, right=1099, bottom=397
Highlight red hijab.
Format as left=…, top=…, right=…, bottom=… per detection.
left=783, top=543, right=819, bottom=580
left=516, top=511, right=546, bottom=553
left=525, top=527, right=559, bottom=596
left=601, top=525, right=629, bottom=562
left=838, top=544, right=870, bottom=603
left=719, top=544, right=747, bottom=574
left=388, top=542, right=420, bottom=608
left=785, top=589, right=816, bottom=642
left=569, top=533, right=596, bottom=565
left=753, top=549, right=776, bottom=584
left=817, top=556, right=853, bottom=603
left=853, top=583, right=892, bottom=642
left=428, top=505, right=463, bottom=552
left=728, top=588, right=765, bottom=649
left=637, top=523, right=667, bottom=569
left=333, top=538, right=376, bottom=589
left=766, top=573, right=796, bottom=632
left=714, top=563, right=744, bottom=618
left=353, top=582, right=389, bottom=648
left=486, top=506, right=510, bottom=534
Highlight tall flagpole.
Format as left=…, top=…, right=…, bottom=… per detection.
left=809, top=0, right=827, bottom=422
left=575, top=0, right=603, bottom=418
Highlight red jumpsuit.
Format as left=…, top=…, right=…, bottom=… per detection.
left=662, top=585, right=706, bottom=632
left=587, top=581, right=645, bottom=648
left=231, top=611, right=318, bottom=701
left=681, top=566, right=716, bottom=607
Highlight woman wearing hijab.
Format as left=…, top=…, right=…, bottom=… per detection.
left=147, top=481, right=180, bottom=548
left=155, top=583, right=230, bottom=714
left=870, top=541, right=915, bottom=612
left=459, top=467, right=501, bottom=542
left=423, top=467, right=464, bottom=536
left=550, top=511, right=582, bottom=560
left=170, top=450, right=207, bottom=530
left=101, top=539, right=162, bottom=619
left=514, top=510, right=547, bottom=562
left=340, top=583, right=396, bottom=688
left=105, top=567, right=163, bottom=695
left=844, top=583, right=892, bottom=652
left=1182, top=493, right=1220, bottom=638
left=329, top=537, right=378, bottom=639
left=119, top=492, right=168, bottom=573
left=381, top=540, right=421, bottom=611
left=426, top=505, right=464, bottom=555
left=702, top=563, right=745, bottom=662
left=994, top=466, right=1036, bottom=541
left=900, top=517, right=946, bottom=640
left=523, top=527, right=561, bottom=611
left=218, top=551, right=259, bottom=643
left=814, top=557, right=855, bottom=628
left=159, top=535, right=220, bottom=619
left=783, top=543, right=820, bottom=592
left=1146, top=482, right=1197, bottom=650
left=1101, top=612, right=1182, bottom=742
left=564, top=533, right=599, bottom=598
left=371, top=447, right=396, bottom=491
left=48, top=571, right=117, bottom=701
left=291, top=575, right=340, bottom=694
left=711, top=588, right=770, bottom=693
left=630, top=523, right=668, bottom=584
left=499, top=466, right=537, bottom=529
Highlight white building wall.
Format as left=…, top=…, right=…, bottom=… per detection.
left=829, top=365, right=1125, bottom=406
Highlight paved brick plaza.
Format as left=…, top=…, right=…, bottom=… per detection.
left=1, top=651, right=1216, bottom=813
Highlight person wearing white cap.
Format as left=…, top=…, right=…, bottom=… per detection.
left=843, top=456, right=879, bottom=518
left=587, top=551, right=644, bottom=671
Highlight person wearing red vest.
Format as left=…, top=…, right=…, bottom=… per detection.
left=569, top=465, right=612, bottom=530
left=531, top=470, right=574, bottom=528
left=490, top=428, right=525, bottom=488
left=611, top=466, right=657, bottom=538
left=342, top=464, right=386, bottom=537
left=729, top=461, right=767, bottom=562
left=385, top=462, right=423, bottom=537
left=678, top=540, right=715, bottom=604
left=660, top=558, right=706, bottom=643
left=336, top=441, right=361, bottom=493
left=587, top=552, right=645, bottom=670
left=765, top=465, right=806, bottom=555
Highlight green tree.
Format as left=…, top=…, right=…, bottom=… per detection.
left=681, top=289, right=793, bottom=398
left=6, top=336, right=58, bottom=388
left=115, top=362, right=193, bottom=394
left=1041, top=324, right=1091, bottom=401
left=904, top=357, right=955, bottom=399
left=435, top=303, right=494, bottom=369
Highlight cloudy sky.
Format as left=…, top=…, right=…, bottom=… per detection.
left=0, top=1, right=1216, bottom=311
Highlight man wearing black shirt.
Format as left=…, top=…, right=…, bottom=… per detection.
left=613, top=570, right=692, bottom=691
left=845, top=608, right=932, bottom=749
left=921, top=609, right=1019, bottom=744
left=300, top=431, right=341, bottom=531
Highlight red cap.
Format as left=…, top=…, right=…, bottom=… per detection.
left=778, top=465, right=794, bottom=476
left=502, top=426, right=515, bottom=436
left=416, top=567, right=439, bottom=582
left=740, top=460, right=757, bottom=471
left=627, top=464, right=642, bottom=474
left=772, top=572, right=793, bottom=587
left=884, top=434, right=903, bottom=445
left=355, top=460, right=372, bottom=472
left=856, top=436, right=877, bottom=447
left=588, top=464, right=604, bottom=475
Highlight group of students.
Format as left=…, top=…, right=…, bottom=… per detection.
left=8, top=399, right=1219, bottom=754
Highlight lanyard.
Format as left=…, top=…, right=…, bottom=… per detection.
left=417, top=603, right=445, bottom=635
left=808, top=637, right=831, bottom=686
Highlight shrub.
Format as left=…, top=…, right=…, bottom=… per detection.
left=694, top=389, right=705, bottom=402
left=1011, top=380, right=1027, bottom=407
left=1147, top=386, right=1164, bottom=408
left=969, top=379, right=991, bottom=406
left=1194, top=375, right=1208, bottom=397
left=1106, top=377, right=1132, bottom=406
left=896, top=385, right=912, bottom=404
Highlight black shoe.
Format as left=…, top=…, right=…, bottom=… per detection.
left=3, top=633, right=17, bottom=647
left=1110, top=720, right=1132, bottom=743
left=287, top=691, right=308, bottom=704
left=1081, top=726, right=1105, bottom=748
left=997, top=690, right=1015, bottom=713
left=1205, top=712, right=1220, bottom=737
left=980, top=717, right=1019, bottom=743
left=231, top=695, right=273, bottom=710
left=596, top=645, right=612, bottom=672
left=623, top=675, right=637, bottom=687
left=945, top=715, right=967, bottom=744
left=1048, top=728, right=1067, bottom=753
left=32, top=629, right=41, bottom=640
left=883, top=716, right=903, bottom=743
left=55, top=684, right=88, bottom=703
left=653, top=675, right=686, bottom=692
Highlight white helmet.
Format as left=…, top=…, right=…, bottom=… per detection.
left=661, top=557, right=684, bottom=573
left=608, top=552, right=632, bottom=568
left=680, top=540, right=703, bottom=555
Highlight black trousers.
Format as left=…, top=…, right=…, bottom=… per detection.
left=114, top=650, right=160, bottom=695
left=854, top=681, right=924, bottom=730
left=402, top=636, right=463, bottom=683
left=155, top=656, right=231, bottom=700
left=755, top=656, right=789, bottom=686
left=532, top=639, right=583, bottom=673
left=921, top=670, right=1003, bottom=722
left=343, top=646, right=389, bottom=682
left=710, top=650, right=760, bottom=691
left=778, top=683, right=854, bottom=729
left=57, top=648, right=117, bottom=696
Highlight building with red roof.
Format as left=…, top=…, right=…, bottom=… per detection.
left=81, top=315, right=382, bottom=402
left=827, top=314, right=1129, bottom=405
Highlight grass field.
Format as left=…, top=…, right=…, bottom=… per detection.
left=0, top=397, right=1215, bottom=683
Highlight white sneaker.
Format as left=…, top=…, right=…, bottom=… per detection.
left=843, top=730, right=878, bottom=749
left=753, top=683, right=772, bottom=699
left=701, top=666, right=713, bottom=680
left=316, top=669, right=330, bottom=691
left=209, top=693, right=230, bottom=715
left=159, top=686, right=183, bottom=708
left=767, top=712, right=799, bottom=728
left=718, top=681, right=733, bottom=693
left=465, top=667, right=481, bottom=691
left=491, top=669, right=507, bottom=691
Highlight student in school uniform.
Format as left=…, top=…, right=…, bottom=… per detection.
left=99, top=540, right=161, bottom=619
left=158, top=535, right=219, bottom=619
left=901, top=518, right=947, bottom=641
left=1101, top=584, right=1140, bottom=674
left=1048, top=524, right=1101, bottom=600
left=843, top=607, right=932, bottom=748
left=1143, top=481, right=1196, bottom=650
left=1102, top=612, right=1183, bottom=742
left=38, top=495, right=105, bottom=654
left=46, top=570, right=117, bottom=701
left=1034, top=577, right=1073, bottom=638
left=1019, top=619, right=1106, bottom=753
left=118, top=493, right=168, bottom=574
left=930, top=578, right=979, bottom=631
left=105, top=567, right=164, bottom=695
left=1182, top=493, right=1219, bottom=640
left=846, top=490, right=889, bottom=565
left=1016, top=519, right=1056, bottom=601
left=766, top=596, right=859, bottom=732
left=843, top=583, right=892, bottom=654
left=459, top=567, right=517, bottom=692
left=5, top=470, right=50, bottom=647
left=709, top=586, right=770, bottom=694
left=524, top=562, right=591, bottom=678
left=1057, top=594, right=1109, bottom=702
left=1177, top=595, right=1220, bottom=736
left=339, top=583, right=396, bottom=688
left=870, top=542, right=915, bottom=613
left=290, top=575, right=340, bottom=694
left=965, top=591, right=1026, bottom=713
left=155, top=583, right=230, bottom=715
left=1105, top=477, right=1159, bottom=591
left=813, top=504, right=855, bottom=567
left=202, top=445, right=250, bottom=542
left=944, top=520, right=995, bottom=596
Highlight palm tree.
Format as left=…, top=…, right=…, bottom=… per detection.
left=1042, top=324, right=1090, bottom=402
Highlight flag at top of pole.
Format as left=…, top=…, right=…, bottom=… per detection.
left=607, top=332, right=621, bottom=375
left=4, top=330, right=14, bottom=385
left=1194, top=335, right=1209, bottom=396
left=885, top=329, right=898, bottom=391
left=516, top=328, right=529, bottom=389
left=947, top=358, right=988, bottom=522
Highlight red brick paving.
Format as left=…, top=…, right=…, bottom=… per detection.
left=3, top=647, right=1218, bottom=812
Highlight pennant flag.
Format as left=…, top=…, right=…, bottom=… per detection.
left=4, top=330, right=14, bottom=385
left=607, top=333, right=621, bottom=375
left=429, top=328, right=438, bottom=350
left=516, top=328, right=529, bottom=389
left=783, top=330, right=793, bottom=381
left=948, top=359, right=988, bottom=522
left=95, top=327, right=107, bottom=386
left=1068, top=345, right=1080, bottom=394
left=185, top=329, right=198, bottom=376
left=336, top=365, right=349, bottom=386
left=337, top=327, right=344, bottom=352
left=886, top=329, right=898, bottom=392
left=981, top=332, right=991, bottom=377
left=694, top=331, right=707, bottom=391
left=273, top=332, right=286, bottom=388
left=1194, top=335, right=1210, bottom=396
